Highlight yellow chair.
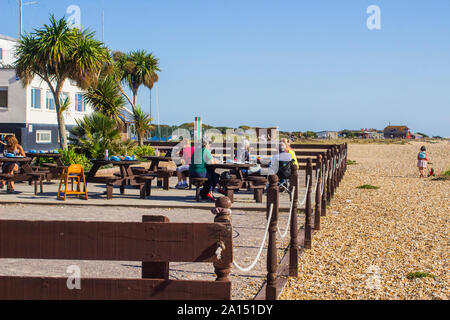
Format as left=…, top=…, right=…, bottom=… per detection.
left=57, top=164, right=88, bottom=201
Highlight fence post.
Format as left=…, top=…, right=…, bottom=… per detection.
left=266, top=175, right=279, bottom=300
left=326, top=149, right=332, bottom=205
left=142, top=216, right=170, bottom=279
left=321, top=153, right=328, bottom=217
left=314, top=155, right=322, bottom=230
left=304, top=159, right=313, bottom=249
left=331, top=147, right=336, bottom=198
left=289, top=163, right=299, bottom=277
left=213, top=197, right=233, bottom=282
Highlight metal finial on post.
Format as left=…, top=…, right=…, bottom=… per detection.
left=304, top=158, right=313, bottom=249
left=266, top=175, right=279, bottom=300
left=212, top=196, right=232, bottom=282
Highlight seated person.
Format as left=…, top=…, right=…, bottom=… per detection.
left=189, top=138, right=219, bottom=201
left=268, top=143, right=293, bottom=185
left=175, top=139, right=194, bottom=189
left=281, top=138, right=298, bottom=168
left=234, top=139, right=250, bottom=163
left=0, top=135, right=25, bottom=192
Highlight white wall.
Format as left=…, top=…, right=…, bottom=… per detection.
left=0, top=68, right=27, bottom=123
left=27, top=77, right=93, bottom=126
left=0, top=35, right=17, bottom=66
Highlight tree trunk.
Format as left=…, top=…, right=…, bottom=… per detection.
left=138, top=131, right=143, bottom=146
left=53, top=84, right=67, bottom=149
left=132, top=90, right=138, bottom=112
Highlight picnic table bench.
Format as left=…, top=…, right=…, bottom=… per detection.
left=86, top=159, right=155, bottom=200
left=26, top=152, right=66, bottom=181
left=0, top=157, right=46, bottom=194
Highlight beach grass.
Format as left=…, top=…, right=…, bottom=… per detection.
left=407, top=272, right=436, bottom=280
left=356, top=184, right=380, bottom=190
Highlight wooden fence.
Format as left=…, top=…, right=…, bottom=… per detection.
left=0, top=214, right=233, bottom=300
left=255, top=143, right=348, bottom=299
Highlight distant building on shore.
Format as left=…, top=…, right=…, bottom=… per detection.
left=316, top=131, right=338, bottom=139
left=0, top=34, right=94, bottom=150
left=383, top=125, right=411, bottom=139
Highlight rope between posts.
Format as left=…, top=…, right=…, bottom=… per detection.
left=277, top=186, right=295, bottom=239
left=313, top=168, right=320, bottom=194
left=320, top=162, right=327, bottom=196
left=298, top=175, right=310, bottom=206
left=232, top=203, right=274, bottom=272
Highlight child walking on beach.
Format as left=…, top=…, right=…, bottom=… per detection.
left=417, top=146, right=429, bottom=178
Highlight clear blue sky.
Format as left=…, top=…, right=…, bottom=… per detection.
left=2, top=0, right=449, bottom=137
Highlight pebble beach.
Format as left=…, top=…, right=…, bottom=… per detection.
left=280, top=140, right=449, bottom=300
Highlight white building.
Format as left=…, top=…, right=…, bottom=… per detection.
left=0, top=34, right=93, bottom=150
left=316, top=131, right=338, bottom=139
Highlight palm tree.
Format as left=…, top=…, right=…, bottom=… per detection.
left=69, top=112, right=122, bottom=159
left=15, top=15, right=109, bottom=149
left=112, top=50, right=160, bottom=112
left=83, top=76, right=126, bottom=127
left=132, top=107, right=153, bottom=146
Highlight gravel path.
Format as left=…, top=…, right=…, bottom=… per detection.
left=280, top=141, right=449, bottom=300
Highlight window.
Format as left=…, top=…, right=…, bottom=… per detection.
left=31, top=88, right=41, bottom=109
left=0, top=48, right=3, bottom=61
left=60, top=92, right=69, bottom=104
left=36, top=130, right=51, bottom=143
left=75, top=93, right=85, bottom=112
left=0, top=87, right=7, bottom=108
left=46, top=90, right=55, bottom=110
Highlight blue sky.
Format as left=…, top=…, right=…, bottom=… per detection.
left=2, top=0, right=449, bottom=136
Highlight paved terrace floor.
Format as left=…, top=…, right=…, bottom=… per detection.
left=0, top=174, right=312, bottom=212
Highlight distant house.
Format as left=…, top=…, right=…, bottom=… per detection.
left=412, top=133, right=424, bottom=140
left=316, top=131, right=338, bottom=139
left=383, top=126, right=410, bottom=139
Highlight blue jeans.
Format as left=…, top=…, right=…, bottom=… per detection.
left=190, top=170, right=219, bottom=196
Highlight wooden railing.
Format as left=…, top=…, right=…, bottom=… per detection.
left=255, top=143, right=348, bottom=299
left=0, top=215, right=233, bottom=300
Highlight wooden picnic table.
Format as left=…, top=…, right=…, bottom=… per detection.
left=25, top=152, right=64, bottom=166
left=207, top=162, right=252, bottom=182
left=25, top=152, right=65, bottom=180
left=0, top=157, right=46, bottom=194
left=86, top=159, right=144, bottom=199
left=141, top=155, right=172, bottom=172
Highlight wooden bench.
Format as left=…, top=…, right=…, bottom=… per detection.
left=0, top=215, right=233, bottom=300
left=189, top=177, right=208, bottom=202
left=247, top=176, right=267, bottom=203
left=219, top=178, right=242, bottom=203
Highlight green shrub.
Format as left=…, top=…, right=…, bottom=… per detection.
left=444, top=170, right=450, bottom=177
left=406, top=272, right=435, bottom=280
left=58, top=147, right=92, bottom=170
left=357, top=184, right=380, bottom=190
left=134, top=145, right=155, bottom=159
left=347, top=160, right=357, bottom=165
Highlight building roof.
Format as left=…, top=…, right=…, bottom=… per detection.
left=384, top=125, right=409, bottom=133
left=0, top=34, right=18, bottom=42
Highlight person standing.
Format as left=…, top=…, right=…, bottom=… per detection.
left=417, top=146, right=429, bottom=178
